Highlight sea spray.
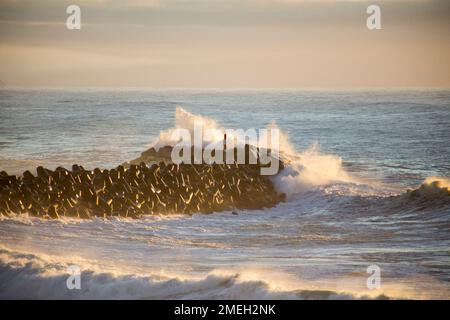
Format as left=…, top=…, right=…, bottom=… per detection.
left=273, top=142, right=356, bottom=197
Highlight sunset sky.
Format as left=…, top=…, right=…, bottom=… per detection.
left=0, top=0, right=449, bottom=88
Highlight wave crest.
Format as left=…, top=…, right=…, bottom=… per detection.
left=273, top=143, right=358, bottom=197
left=400, top=177, right=450, bottom=206
left=0, top=247, right=388, bottom=300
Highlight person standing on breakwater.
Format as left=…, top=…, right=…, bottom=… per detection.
left=224, top=133, right=227, bottom=151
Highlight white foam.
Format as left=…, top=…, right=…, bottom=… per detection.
left=0, top=246, right=383, bottom=300
left=273, top=143, right=363, bottom=198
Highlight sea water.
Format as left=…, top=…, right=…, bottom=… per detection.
left=0, top=88, right=449, bottom=299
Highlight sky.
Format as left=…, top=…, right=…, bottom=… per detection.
left=0, top=0, right=449, bottom=88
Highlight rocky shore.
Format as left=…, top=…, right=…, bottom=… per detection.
left=0, top=147, right=285, bottom=219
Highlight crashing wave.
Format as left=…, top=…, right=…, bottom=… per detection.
left=383, top=178, right=450, bottom=210
left=0, top=247, right=389, bottom=300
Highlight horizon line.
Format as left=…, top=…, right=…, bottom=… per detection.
left=2, top=85, right=450, bottom=91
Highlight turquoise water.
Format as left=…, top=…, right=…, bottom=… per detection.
left=0, top=88, right=449, bottom=299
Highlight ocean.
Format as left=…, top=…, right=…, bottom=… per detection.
left=0, top=88, right=449, bottom=299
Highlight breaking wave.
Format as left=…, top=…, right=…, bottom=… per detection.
left=151, top=107, right=225, bottom=150
left=0, top=247, right=392, bottom=300
left=273, top=143, right=358, bottom=197
left=150, top=107, right=294, bottom=154
left=150, top=107, right=361, bottom=195
left=1, top=107, right=449, bottom=300
left=380, top=177, right=450, bottom=211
